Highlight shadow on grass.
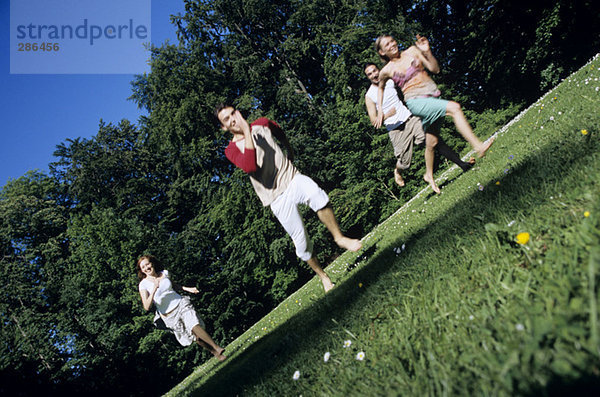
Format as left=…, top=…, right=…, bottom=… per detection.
left=184, top=132, right=598, bottom=395
left=525, top=373, right=600, bottom=397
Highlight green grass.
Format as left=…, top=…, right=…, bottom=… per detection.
left=167, top=54, right=600, bottom=396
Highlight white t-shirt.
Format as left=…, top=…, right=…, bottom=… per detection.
left=139, top=269, right=182, bottom=315
left=365, top=80, right=412, bottom=131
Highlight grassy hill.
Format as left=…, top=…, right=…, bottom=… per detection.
left=167, top=53, right=600, bottom=396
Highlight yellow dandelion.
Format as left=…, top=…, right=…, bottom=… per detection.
left=495, top=181, right=500, bottom=185
left=516, top=232, right=530, bottom=245
left=581, top=129, right=588, bottom=135
left=358, top=283, right=363, bottom=288
left=584, top=211, right=590, bottom=217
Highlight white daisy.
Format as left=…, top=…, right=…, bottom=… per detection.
left=515, top=323, right=525, bottom=331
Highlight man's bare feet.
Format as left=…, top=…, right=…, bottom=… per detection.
left=394, top=169, right=405, bottom=187
left=476, top=137, right=495, bottom=158
left=335, top=236, right=363, bottom=252
left=214, top=348, right=227, bottom=361
left=321, top=277, right=335, bottom=293
left=423, top=174, right=441, bottom=194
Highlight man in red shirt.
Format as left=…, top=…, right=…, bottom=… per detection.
left=216, top=104, right=362, bottom=292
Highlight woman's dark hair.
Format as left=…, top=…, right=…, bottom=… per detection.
left=136, top=254, right=164, bottom=280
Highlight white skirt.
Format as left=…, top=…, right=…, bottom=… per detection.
left=155, top=296, right=205, bottom=346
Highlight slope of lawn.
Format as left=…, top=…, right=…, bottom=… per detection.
left=167, top=53, right=600, bottom=396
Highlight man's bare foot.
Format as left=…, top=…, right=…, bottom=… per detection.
left=476, top=137, right=495, bottom=158
left=394, top=169, right=405, bottom=187
left=214, top=348, right=227, bottom=361
left=321, top=277, right=335, bottom=293
left=423, top=174, right=441, bottom=194
left=335, top=236, right=362, bottom=252
left=459, top=157, right=476, bottom=172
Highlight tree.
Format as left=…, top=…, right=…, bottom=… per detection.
left=0, top=171, right=68, bottom=394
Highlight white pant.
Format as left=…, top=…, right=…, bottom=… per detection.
left=270, top=174, right=329, bottom=261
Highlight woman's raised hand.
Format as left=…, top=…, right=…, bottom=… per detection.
left=415, top=34, right=430, bottom=52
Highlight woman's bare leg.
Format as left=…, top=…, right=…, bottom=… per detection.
left=192, top=325, right=227, bottom=361
left=446, top=101, right=494, bottom=157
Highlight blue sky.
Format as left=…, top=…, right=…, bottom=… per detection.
left=1, top=1, right=186, bottom=187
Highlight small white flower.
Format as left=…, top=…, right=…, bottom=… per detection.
left=292, top=370, right=300, bottom=380
left=323, top=352, right=330, bottom=362
left=540, top=126, right=544, bottom=129
left=343, top=340, right=352, bottom=348
left=549, top=116, right=554, bottom=121
left=558, top=111, right=562, bottom=115
left=356, top=351, right=365, bottom=361
left=469, top=315, right=474, bottom=320
left=507, top=220, right=516, bottom=227
left=515, top=323, right=524, bottom=331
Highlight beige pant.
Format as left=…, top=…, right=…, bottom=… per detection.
left=388, top=116, right=425, bottom=170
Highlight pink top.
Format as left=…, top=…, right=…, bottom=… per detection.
left=392, top=62, right=420, bottom=90
left=392, top=57, right=440, bottom=99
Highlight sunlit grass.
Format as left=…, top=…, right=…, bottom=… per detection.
left=167, top=53, right=600, bottom=396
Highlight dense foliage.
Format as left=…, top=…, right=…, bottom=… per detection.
left=1, top=1, right=598, bottom=395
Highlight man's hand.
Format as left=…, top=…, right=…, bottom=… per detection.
left=234, top=110, right=251, bottom=136
left=384, top=106, right=397, bottom=120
